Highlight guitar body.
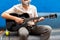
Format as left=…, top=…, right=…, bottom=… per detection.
left=6, top=13, right=30, bottom=31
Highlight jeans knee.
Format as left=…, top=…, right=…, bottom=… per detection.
left=18, top=27, right=29, bottom=36
left=44, top=25, right=52, bottom=33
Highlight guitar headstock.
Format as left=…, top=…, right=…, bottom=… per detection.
left=49, top=14, right=57, bottom=19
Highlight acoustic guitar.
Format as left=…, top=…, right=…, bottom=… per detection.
left=6, top=13, right=57, bottom=31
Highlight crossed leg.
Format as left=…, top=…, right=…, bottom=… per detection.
left=31, top=25, right=52, bottom=40
left=18, top=25, right=52, bottom=40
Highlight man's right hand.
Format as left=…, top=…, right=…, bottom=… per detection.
left=15, top=17, right=24, bottom=24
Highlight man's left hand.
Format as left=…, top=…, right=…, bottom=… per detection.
left=38, top=17, right=45, bottom=21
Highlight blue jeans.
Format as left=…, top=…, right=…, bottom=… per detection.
left=18, top=25, right=52, bottom=40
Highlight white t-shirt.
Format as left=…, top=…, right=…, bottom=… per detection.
left=4, top=4, right=38, bottom=18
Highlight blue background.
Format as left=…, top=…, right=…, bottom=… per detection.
left=0, top=0, right=60, bottom=29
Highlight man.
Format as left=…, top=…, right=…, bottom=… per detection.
left=1, top=0, right=52, bottom=40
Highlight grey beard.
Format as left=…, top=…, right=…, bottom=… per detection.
left=22, top=3, right=29, bottom=6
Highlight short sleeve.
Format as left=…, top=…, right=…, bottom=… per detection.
left=4, top=6, right=16, bottom=13
left=34, top=7, right=38, bottom=17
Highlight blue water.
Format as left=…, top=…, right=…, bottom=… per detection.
left=37, top=13, right=60, bottom=29
left=37, top=16, right=60, bottom=29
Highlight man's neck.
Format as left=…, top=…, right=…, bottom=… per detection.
left=22, top=5, right=29, bottom=10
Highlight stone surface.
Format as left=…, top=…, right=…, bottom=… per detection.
left=0, top=29, right=60, bottom=40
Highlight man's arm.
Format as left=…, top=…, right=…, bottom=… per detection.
left=1, top=12, right=17, bottom=20
left=33, top=7, right=45, bottom=23
left=33, top=6, right=38, bottom=23
left=1, top=6, right=17, bottom=20
left=1, top=6, right=24, bottom=24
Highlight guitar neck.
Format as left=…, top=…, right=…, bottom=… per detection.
left=28, top=13, right=57, bottom=21
left=28, top=16, right=49, bottom=21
